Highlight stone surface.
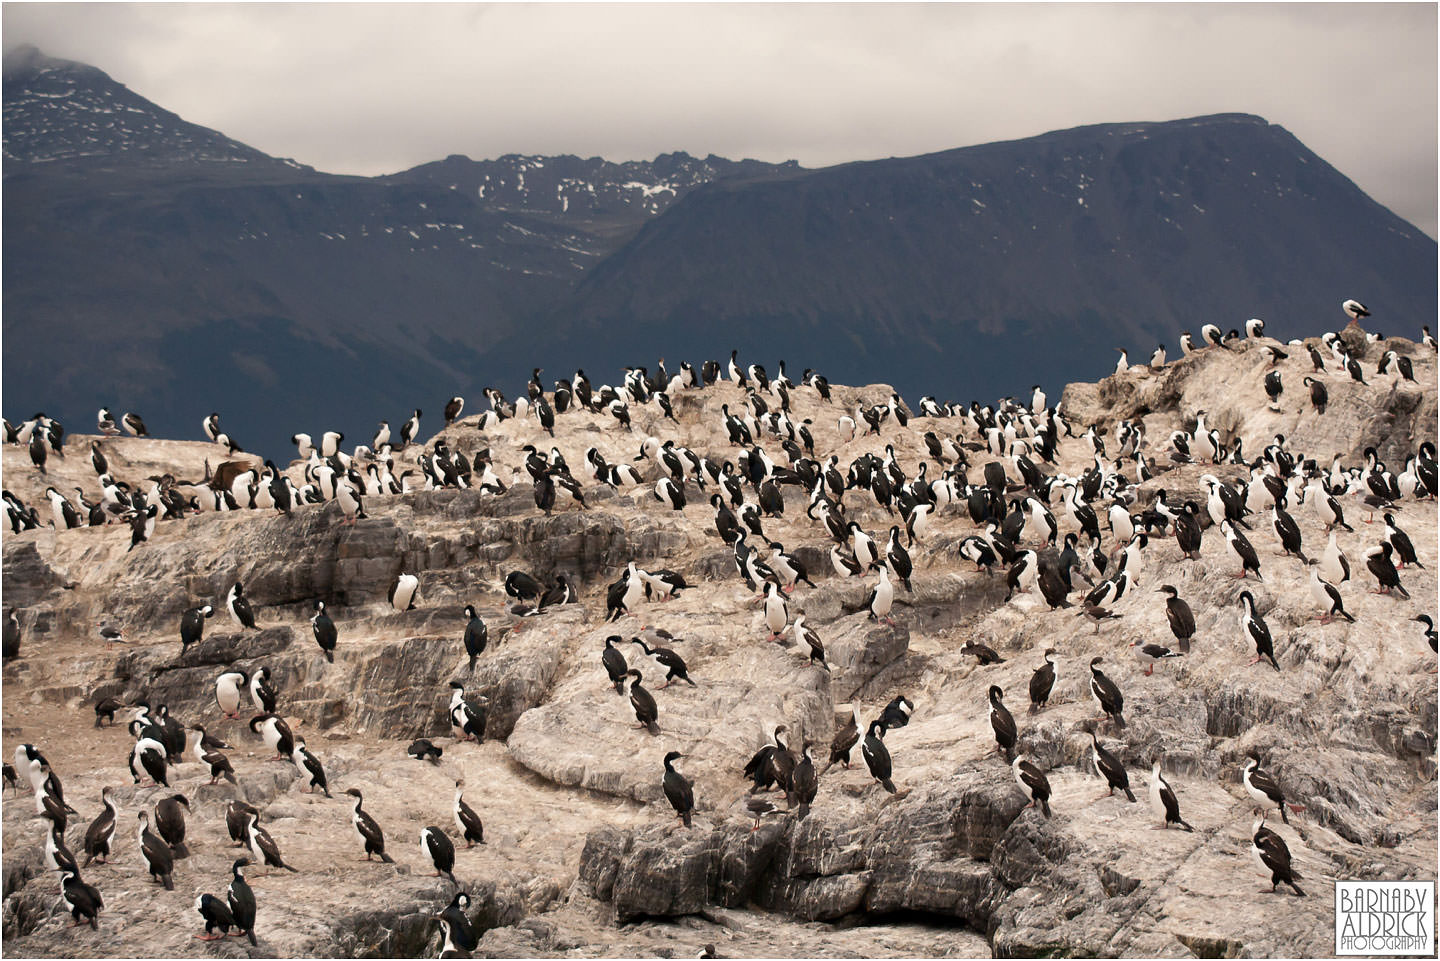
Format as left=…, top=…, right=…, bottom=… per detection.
left=3, top=336, right=1435, bottom=957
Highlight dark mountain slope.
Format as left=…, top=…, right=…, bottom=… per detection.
left=541, top=114, right=1434, bottom=403
left=3, top=45, right=1433, bottom=454
left=1, top=47, right=792, bottom=455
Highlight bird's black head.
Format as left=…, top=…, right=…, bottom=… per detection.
left=988, top=685, right=1004, bottom=702
left=1090, top=656, right=1104, bottom=667
left=663, top=751, right=686, bottom=765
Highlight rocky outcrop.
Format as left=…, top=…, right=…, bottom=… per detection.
left=3, top=335, right=1435, bottom=958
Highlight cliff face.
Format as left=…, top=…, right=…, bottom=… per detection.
left=2, top=333, right=1435, bottom=958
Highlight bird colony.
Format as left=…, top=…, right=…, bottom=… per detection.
left=1, top=306, right=1436, bottom=958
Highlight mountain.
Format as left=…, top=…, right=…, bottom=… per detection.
left=1, top=46, right=795, bottom=456
left=4, top=46, right=1434, bottom=457
left=540, top=114, right=1436, bottom=404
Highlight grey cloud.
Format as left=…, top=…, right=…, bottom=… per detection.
left=3, top=3, right=1434, bottom=235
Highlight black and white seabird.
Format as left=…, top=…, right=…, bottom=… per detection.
left=225, top=582, right=258, bottom=630
left=866, top=567, right=897, bottom=626
left=191, top=725, right=237, bottom=784
left=1130, top=640, right=1182, bottom=675
left=195, top=891, right=236, bottom=941
left=292, top=737, right=330, bottom=797
left=179, top=604, right=213, bottom=651
left=1243, top=756, right=1301, bottom=824
left=1364, top=542, right=1410, bottom=598
left=1306, top=561, right=1354, bottom=624
left=215, top=670, right=248, bottom=718
left=1088, top=656, right=1126, bottom=728
left=662, top=751, right=695, bottom=827
left=1012, top=755, right=1052, bottom=817
left=228, top=858, right=259, bottom=944
left=1382, top=513, right=1423, bottom=570
left=1149, top=760, right=1193, bottom=831
left=861, top=721, right=897, bottom=794
left=1238, top=591, right=1280, bottom=671
left=344, top=789, right=395, bottom=862
left=1090, top=732, right=1135, bottom=801
left=421, top=826, right=458, bottom=884
left=408, top=738, right=443, bottom=764
left=631, top=633, right=696, bottom=687
left=791, top=616, right=829, bottom=671
left=310, top=601, right=337, bottom=663
left=453, top=779, right=485, bottom=846
left=249, top=712, right=295, bottom=760
left=791, top=741, right=818, bottom=819
left=390, top=572, right=420, bottom=611
left=61, top=868, right=104, bottom=930
left=249, top=666, right=278, bottom=714
left=447, top=682, right=487, bottom=742
left=1251, top=814, right=1305, bottom=895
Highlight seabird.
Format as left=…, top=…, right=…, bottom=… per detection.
left=1012, top=755, right=1052, bottom=817
left=83, top=787, right=119, bottom=865
left=228, top=858, right=259, bottom=945
left=1088, top=656, right=1126, bottom=728
left=1239, top=591, right=1280, bottom=670
left=829, top=705, right=860, bottom=769
left=861, top=721, right=897, bottom=794
left=311, top=601, right=338, bottom=663
left=1130, top=640, right=1182, bottom=676
left=420, top=826, right=458, bottom=885
left=1090, top=732, right=1135, bottom=801
left=1149, top=760, right=1192, bottom=830
left=1306, top=561, right=1354, bottom=624
left=988, top=685, right=1017, bottom=761
left=344, top=789, right=395, bottom=862
left=1028, top=649, right=1057, bottom=713
left=1243, top=756, right=1302, bottom=824
left=137, top=811, right=174, bottom=890
left=1364, top=542, right=1410, bottom=598
left=453, top=779, right=485, bottom=847
left=791, top=742, right=818, bottom=819
left=662, top=752, right=695, bottom=827
left=1251, top=814, right=1305, bottom=895
left=627, top=670, right=660, bottom=735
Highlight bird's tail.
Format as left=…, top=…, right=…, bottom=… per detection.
left=282, top=863, right=299, bottom=872
left=881, top=778, right=897, bottom=794
left=1339, top=610, right=1356, bottom=623
left=797, top=803, right=809, bottom=821
left=1040, top=798, right=1052, bottom=818
left=172, top=841, right=189, bottom=859
left=1113, top=714, right=1126, bottom=729
left=468, top=655, right=477, bottom=671
left=379, top=852, right=394, bottom=864
left=1289, top=880, right=1306, bottom=896
left=1269, top=654, right=1281, bottom=672
left=645, top=721, right=661, bottom=736
left=1177, top=818, right=1194, bottom=832
left=162, top=874, right=174, bottom=891
left=224, top=771, right=238, bottom=785
left=1396, top=584, right=1412, bottom=599
left=612, top=679, right=625, bottom=695
left=683, top=676, right=698, bottom=686
left=682, top=812, right=693, bottom=828
left=248, top=928, right=258, bottom=946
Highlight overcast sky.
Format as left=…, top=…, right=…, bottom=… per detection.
left=5, top=3, right=1436, bottom=236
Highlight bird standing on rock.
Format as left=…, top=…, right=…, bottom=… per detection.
left=627, top=670, right=660, bottom=735
left=662, top=751, right=695, bottom=827
left=344, top=789, right=395, bottom=863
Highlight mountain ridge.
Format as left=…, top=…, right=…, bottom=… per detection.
left=3, top=47, right=1434, bottom=461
